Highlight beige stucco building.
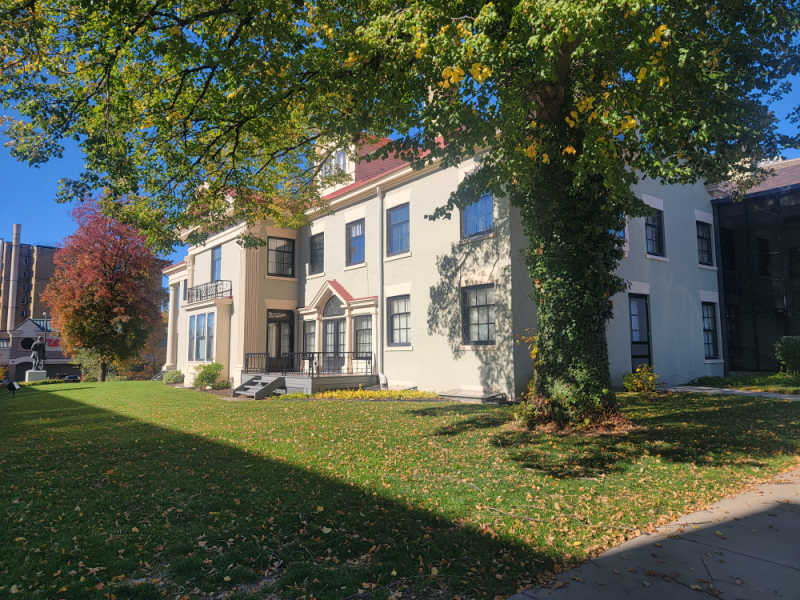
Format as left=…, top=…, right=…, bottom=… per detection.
left=163, top=149, right=726, bottom=397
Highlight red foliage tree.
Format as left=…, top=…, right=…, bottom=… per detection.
left=43, top=203, right=165, bottom=381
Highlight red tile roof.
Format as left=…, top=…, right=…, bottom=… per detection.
left=707, top=158, right=800, bottom=199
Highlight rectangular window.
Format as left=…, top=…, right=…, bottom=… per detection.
left=696, top=221, right=713, bottom=266
left=181, top=280, right=187, bottom=302
left=387, top=295, right=411, bottom=346
left=387, top=203, right=410, bottom=256
left=702, top=302, right=719, bottom=359
left=629, top=294, right=651, bottom=370
left=461, top=192, right=494, bottom=238
left=188, top=315, right=196, bottom=361
left=0, top=339, right=9, bottom=349
left=211, top=246, right=222, bottom=281
left=206, top=312, right=215, bottom=362
left=346, top=219, right=365, bottom=266
left=461, top=284, right=496, bottom=345
left=196, top=314, right=206, bottom=361
left=645, top=210, right=665, bottom=256
left=354, top=315, right=372, bottom=358
left=304, top=320, right=316, bottom=352
left=268, top=237, right=295, bottom=277
left=309, top=233, right=324, bottom=275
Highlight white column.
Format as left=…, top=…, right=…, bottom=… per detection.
left=164, top=283, right=178, bottom=370
left=345, top=307, right=353, bottom=373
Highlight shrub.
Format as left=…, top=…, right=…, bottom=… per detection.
left=194, top=363, right=223, bottom=389
left=776, top=336, right=800, bottom=374
left=623, top=364, right=659, bottom=393
left=211, top=378, right=230, bottom=390
left=162, top=370, right=184, bottom=385
left=83, top=376, right=98, bottom=382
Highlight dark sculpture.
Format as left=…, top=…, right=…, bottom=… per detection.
left=30, top=336, right=46, bottom=371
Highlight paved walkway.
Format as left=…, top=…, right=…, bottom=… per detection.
left=510, top=466, right=800, bottom=599
left=669, top=385, right=800, bottom=401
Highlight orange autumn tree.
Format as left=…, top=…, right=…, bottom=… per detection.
left=43, top=203, right=165, bottom=381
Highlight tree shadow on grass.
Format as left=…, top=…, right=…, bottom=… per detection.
left=490, top=393, right=800, bottom=479
left=407, top=404, right=513, bottom=436
left=0, top=387, right=549, bottom=600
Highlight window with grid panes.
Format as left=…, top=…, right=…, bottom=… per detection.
left=354, top=315, right=372, bottom=358
left=645, top=210, right=665, bottom=256
left=461, top=284, right=496, bottom=344
left=696, top=221, right=713, bottom=265
left=268, top=237, right=295, bottom=277
left=304, top=320, right=316, bottom=353
left=702, top=302, right=719, bottom=359
left=387, top=295, right=410, bottom=346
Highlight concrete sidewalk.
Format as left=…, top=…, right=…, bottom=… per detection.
left=510, top=466, right=800, bottom=599
left=669, top=385, right=800, bottom=402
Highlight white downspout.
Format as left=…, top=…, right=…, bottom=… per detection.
left=376, top=186, right=387, bottom=388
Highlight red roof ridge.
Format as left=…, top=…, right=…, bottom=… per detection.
left=328, top=279, right=354, bottom=302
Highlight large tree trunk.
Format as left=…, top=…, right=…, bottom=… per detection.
left=99, top=362, right=108, bottom=382
left=515, top=167, right=627, bottom=424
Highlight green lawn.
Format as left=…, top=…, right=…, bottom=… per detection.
left=1, top=383, right=798, bottom=599
left=691, top=371, right=800, bottom=395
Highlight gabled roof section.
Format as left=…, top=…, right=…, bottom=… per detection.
left=323, top=139, right=411, bottom=202
left=707, top=158, right=800, bottom=200
left=305, top=279, right=377, bottom=312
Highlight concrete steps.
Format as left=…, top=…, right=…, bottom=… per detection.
left=232, top=375, right=286, bottom=399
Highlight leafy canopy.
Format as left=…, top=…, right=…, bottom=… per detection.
left=1, top=1, right=796, bottom=250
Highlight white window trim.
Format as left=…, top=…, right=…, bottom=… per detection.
left=627, top=280, right=650, bottom=295
left=638, top=193, right=664, bottom=211
left=699, top=290, right=719, bottom=303
left=694, top=209, right=714, bottom=224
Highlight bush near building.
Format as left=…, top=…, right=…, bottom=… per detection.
left=775, top=336, right=800, bottom=375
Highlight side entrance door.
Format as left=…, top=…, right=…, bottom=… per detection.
left=266, top=310, right=293, bottom=372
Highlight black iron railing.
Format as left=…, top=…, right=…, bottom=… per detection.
left=244, top=351, right=374, bottom=375
left=186, top=280, right=232, bottom=304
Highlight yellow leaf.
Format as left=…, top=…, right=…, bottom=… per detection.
left=562, top=145, right=577, bottom=155
left=541, top=153, right=550, bottom=164
left=636, top=66, right=648, bottom=83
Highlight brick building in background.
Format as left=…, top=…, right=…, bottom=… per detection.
left=0, top=224, right=79, bottom=381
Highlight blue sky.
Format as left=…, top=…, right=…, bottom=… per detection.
left=1, top=78, right=798, bottom=260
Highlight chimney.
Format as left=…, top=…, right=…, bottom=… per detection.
left=6, top=224, right=20, bottom=332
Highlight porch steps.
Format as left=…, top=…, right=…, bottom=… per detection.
left=232, top=376, right=286, bottom=399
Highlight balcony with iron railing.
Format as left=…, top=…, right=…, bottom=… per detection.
left=185, top=280, right=233, bottom=305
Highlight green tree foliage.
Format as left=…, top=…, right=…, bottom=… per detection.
left=2, top=1, right=798, bottom=420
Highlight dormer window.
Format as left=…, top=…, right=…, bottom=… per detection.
left=320, top=149, right=347, bottom=178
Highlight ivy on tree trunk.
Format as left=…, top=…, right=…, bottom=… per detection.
left=515, top=164, right=637, bottom=423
